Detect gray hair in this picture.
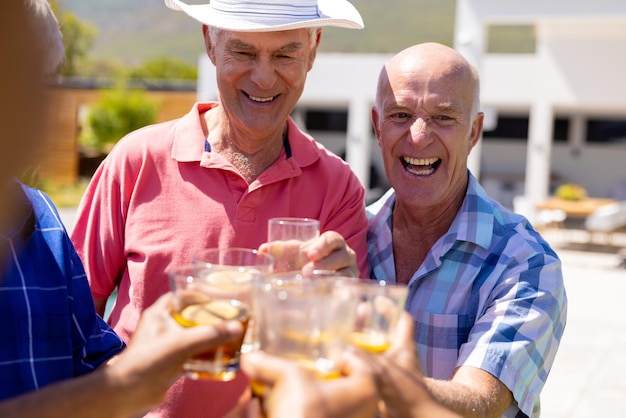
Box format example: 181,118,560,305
26,0,65,75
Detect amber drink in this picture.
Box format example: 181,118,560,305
254,273,357,377
346,280,408,354
191,248,275,353
169,264,251,381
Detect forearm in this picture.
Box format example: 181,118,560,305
94,297,108,317
0,367,153,418
424,374,512,418
382,391,462,418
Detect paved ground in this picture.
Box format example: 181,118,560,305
58,208,626,417
538,229,626,418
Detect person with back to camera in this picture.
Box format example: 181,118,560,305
0,1,244,417
70,0,369,416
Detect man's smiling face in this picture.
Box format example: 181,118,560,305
206,28,318,139
372,44,483,210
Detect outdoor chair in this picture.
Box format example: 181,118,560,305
584,200,626,245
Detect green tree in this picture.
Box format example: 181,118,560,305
79,87,159,154
129,57,198,80
51,0,97,76
78,58,128,79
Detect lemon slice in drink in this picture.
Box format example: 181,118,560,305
173,300,240,327
204,300,241,320
349,331,391,353
205,270,254,289
282,330,333,344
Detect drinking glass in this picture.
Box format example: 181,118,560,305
192,247,275,275
267,217,320,272
253,272,357,376
191,247,274,353
168,264,251,381
249,272,358,414
346,280,408,353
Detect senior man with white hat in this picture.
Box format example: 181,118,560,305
71,0,368,416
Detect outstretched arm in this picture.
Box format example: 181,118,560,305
0,293,243,418
372,312,463,418
424,367,513,418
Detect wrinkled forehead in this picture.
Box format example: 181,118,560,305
380,60,475,110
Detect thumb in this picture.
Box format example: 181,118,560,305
390,311,415,349
181,320,244,359
241,351,301,385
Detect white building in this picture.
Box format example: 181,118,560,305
456,0,626,208
198,0,626,207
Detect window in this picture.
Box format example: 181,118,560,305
304,109,348,132
483,115,570,142
553,117,569,142
483,116,528,140
586,118,626,143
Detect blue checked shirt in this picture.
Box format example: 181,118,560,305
0,182,125,401
367,172,567,418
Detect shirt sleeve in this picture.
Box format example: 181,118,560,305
71,160,127,301
457,248,567,418
318,167,369,278
29,186,126,374
67,242,126,373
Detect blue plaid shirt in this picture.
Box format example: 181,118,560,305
367,172,567,418
0,182,125,400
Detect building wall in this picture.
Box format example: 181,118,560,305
38,86,197,185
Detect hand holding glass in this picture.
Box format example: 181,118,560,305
191,247,274,353
168,264,251,381
267,218,320,272
347,281,408,353
254,273,357,377
249,273,357,415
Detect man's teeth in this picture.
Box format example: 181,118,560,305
249,95,274,103
403,156,438,175
403,157,438,166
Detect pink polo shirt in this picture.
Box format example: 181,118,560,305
71,102,368,417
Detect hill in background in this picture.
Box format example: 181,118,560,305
57,0,457,66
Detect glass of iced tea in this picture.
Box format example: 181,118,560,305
168,263,251,381
249,273,357,414
253,272,357,377
192,247,274,353
346,280,408,353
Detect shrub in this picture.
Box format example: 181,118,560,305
128,57,198,80
79,87,158,154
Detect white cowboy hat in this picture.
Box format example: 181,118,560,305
164,0,364,32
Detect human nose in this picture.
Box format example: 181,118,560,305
249,57,277,89
408,117,432,146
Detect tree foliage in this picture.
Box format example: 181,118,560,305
79,87,158,154
51,0,97,76
128,57,198,80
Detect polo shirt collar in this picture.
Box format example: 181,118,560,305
171,102,215,162
171,102,321,170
